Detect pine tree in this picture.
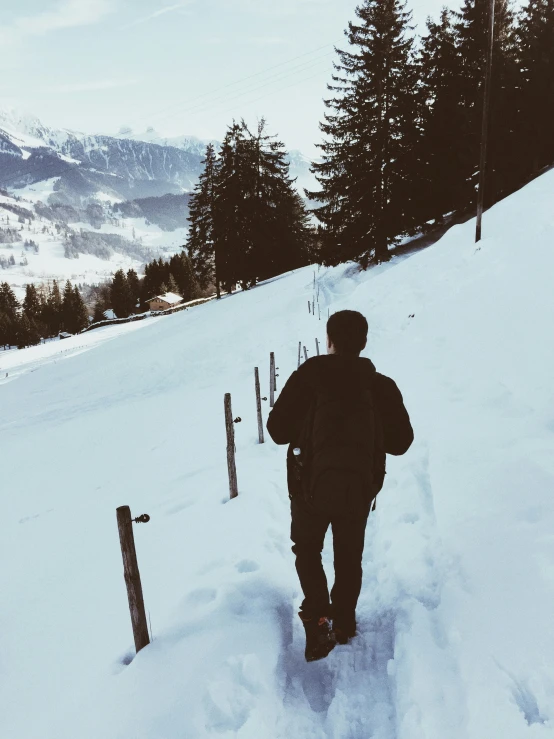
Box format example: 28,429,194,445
141,263,158,305
308,0,419,266
23,283,41,322
72,286,89,333
46,280,63,335
0,313,13,349
517,0,554,177
126,269,141,313
93,301,106,323
111,269,133,318
28,318,41,346
0,282,19,321
167,274,179,294
180,253,199,300
454,0,520,208
187,144,219,295
62,280,76,333
16,314,41,349
417,8,467,224
169,252,199,301
213,123,248,291
242,119,311,281
210,120,312,288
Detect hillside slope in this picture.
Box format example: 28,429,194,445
1,170,554,738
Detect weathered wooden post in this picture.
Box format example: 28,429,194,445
315,338,320,356
116,506,150,655
303,346,308,361
254,367,264,444
308,301,311,314
269,352,275,407
224,393,239,499
297,341,302,368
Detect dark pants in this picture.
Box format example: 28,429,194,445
290,488,371,621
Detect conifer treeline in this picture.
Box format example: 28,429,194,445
309,0,554,266
186,120,314,293
0,280,88,349
91,252,200,321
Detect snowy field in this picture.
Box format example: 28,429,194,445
2,170,554,738
0,188,187,298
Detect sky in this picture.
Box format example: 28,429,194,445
0,0,510,156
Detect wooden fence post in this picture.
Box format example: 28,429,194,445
303,346,308,361
254,367,264,444
269,352,275,407
315,338,320,356
116,505,150,655
308,301,311,314
224,393,238,499
297,341,302,369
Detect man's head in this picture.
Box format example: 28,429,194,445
326,310,368,356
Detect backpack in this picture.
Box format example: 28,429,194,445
293,366,379,515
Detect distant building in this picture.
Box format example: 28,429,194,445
147,292,183,312
59,332,72,340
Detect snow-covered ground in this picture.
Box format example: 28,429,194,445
0,189,187,298
2,169,554,738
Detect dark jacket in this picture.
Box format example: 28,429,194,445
266,355,414,497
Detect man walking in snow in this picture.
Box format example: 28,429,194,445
267,310,413,662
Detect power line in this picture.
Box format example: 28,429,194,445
188,67,332,123
127,43,333,130
155,53,333,123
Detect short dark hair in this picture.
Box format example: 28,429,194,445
326,310,368,355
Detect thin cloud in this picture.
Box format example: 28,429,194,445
46,78,138,94
125,2,194,28
0,0,114,66
249,37,289,47
2,0,114,38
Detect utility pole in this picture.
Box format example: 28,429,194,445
475,0,495,244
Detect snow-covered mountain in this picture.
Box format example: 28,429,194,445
115,124,317,193
2,165,554,738
0,109,206,204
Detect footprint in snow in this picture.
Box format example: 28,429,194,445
235,559,260,574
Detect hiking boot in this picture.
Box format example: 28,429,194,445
332,614,357,645
299,614,336,662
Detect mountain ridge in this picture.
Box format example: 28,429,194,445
0,108,317,206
